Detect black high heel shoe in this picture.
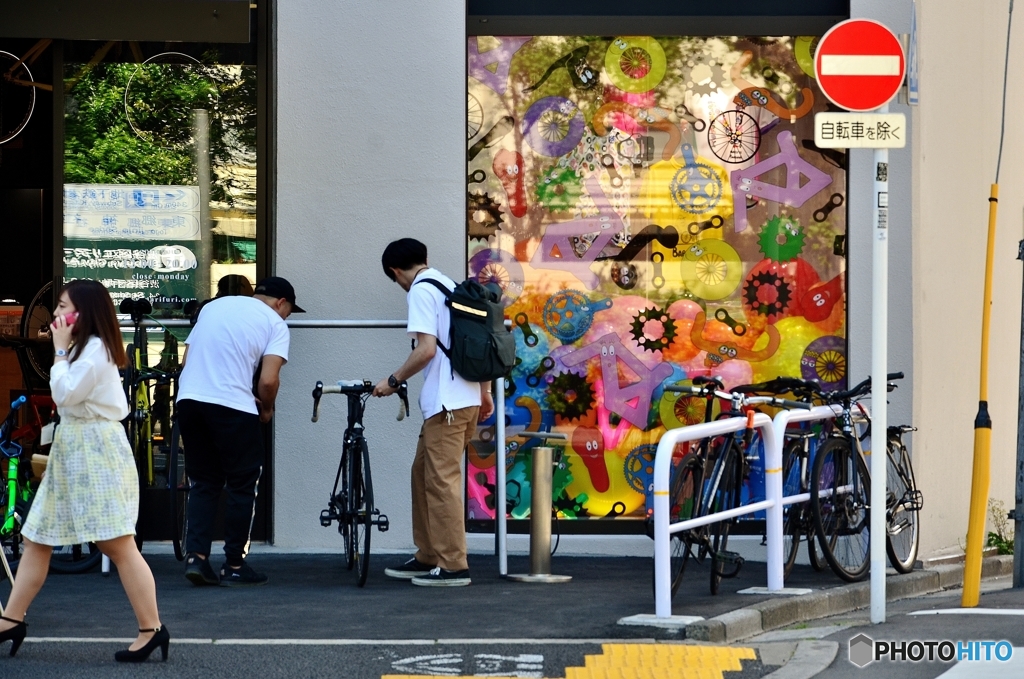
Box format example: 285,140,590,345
0,615,27,657
114,625,170,663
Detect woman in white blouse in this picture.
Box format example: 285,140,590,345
0,280,168,663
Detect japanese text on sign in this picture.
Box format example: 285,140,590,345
64,184,201,240
813,113,907,149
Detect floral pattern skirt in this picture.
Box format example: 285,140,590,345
21,417,138,545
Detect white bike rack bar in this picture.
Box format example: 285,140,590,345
650,413,777,619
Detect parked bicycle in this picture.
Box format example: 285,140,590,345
311,379,408,586
809,372,922,582
119,298,188,559
660,379,810,596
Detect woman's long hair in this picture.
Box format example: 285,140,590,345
62,280,127,368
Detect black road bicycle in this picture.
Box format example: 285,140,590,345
311,379,408,586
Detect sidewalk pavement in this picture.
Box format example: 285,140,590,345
0,548,1012,643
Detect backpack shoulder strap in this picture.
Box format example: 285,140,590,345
412,276,453,359
414,277,453,298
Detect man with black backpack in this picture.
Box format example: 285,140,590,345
373,238,501,587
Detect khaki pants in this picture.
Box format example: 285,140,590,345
412,406,478,571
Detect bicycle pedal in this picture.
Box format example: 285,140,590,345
319,509,336,527
907,490,924,512
713,550,745,578
375,513,390,532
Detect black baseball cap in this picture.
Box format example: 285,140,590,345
254,276,306,313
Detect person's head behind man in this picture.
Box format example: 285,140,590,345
253,276,306,320
381,238,428,291
216,274,254,298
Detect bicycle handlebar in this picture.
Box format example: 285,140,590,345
311,379,410,423
1,395,27,449
825,371,904,402
665,385,812,410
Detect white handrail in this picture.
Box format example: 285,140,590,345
653,413,777,618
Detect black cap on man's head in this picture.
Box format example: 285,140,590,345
254,276,306,313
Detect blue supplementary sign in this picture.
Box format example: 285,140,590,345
908,1,920,105
63,184,201,241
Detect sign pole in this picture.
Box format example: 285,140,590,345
870,105,890,624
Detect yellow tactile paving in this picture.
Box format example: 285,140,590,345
383,642,758,679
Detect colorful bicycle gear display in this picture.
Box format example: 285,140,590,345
466,34,847,524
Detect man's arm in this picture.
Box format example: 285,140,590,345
372,333,436,397
256,354,287,422
479,382,494,421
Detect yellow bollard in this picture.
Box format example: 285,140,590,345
962,183,999,608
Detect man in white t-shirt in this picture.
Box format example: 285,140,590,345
373,239,493,587
177,276,303,587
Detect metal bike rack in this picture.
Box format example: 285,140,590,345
645,413,778,620
507,433,571,584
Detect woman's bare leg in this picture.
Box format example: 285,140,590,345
0,538,52,631
97,535,161,651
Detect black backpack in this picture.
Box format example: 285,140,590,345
415,277,516,382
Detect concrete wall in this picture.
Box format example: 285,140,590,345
910,0,1024,558
273,0,466,552
271,0,1016,560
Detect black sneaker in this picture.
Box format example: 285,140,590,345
219,562,269,587
184,553,219,586
384,557,435,580
411,567,471,587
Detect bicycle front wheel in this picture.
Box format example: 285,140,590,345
49,542,103,574
781,441,803,579
708,440,742,595
811,437,870,582
885,434,920,574
348,438,373,587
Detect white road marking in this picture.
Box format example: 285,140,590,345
820,55,901,76
23,636,635,645
908,608,1024,616
936,649,1024,678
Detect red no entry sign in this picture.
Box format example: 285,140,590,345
815,19,905,112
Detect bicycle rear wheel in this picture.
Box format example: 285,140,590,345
168,420,189,561
885,433,920,574
811,437,870,582
348,438,373,587
655,452,702,598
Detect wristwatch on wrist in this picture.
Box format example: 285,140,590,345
388,374,399,389
55,348,68,357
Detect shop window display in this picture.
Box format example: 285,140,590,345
466,35,847,526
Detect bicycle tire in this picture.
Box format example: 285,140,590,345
3,496,101,574
48,542,103,574
19,280,54,384
353,438,373,587
811,437,870,582
168,420,189,561
708,440,741,595
651,452,702,599
338,443,355,571
885,433,920,574
781,441,803,578
807,524,828,571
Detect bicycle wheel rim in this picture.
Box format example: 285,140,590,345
667,452,700,598
19,281,54,384
812,438,870,582
341,446,355,571
885,436,919,573
781,443,802,578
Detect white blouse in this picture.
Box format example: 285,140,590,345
49,336,130,422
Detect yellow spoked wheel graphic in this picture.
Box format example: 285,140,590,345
679,239,742,300
605,36,666,92
816,349,846,384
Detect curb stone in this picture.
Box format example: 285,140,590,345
684,555,1013,643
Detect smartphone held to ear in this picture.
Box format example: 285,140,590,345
55,311,78,327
